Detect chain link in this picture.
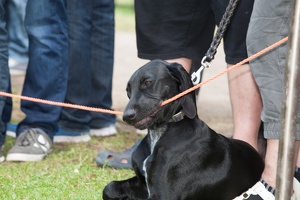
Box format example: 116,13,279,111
203,0,240,63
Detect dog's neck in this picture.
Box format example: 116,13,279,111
148,111,184,152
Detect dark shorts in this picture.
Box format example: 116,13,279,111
135,0,254,65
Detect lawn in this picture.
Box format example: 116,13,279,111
115,0,135,32
0,1,139,199
0,130,142,199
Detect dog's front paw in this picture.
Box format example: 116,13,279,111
103,181,124,200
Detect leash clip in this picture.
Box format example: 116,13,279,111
191,56,211,85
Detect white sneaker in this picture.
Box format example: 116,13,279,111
54,127,91,143
89,125,117,137
292,177,300,200
233,180,275,200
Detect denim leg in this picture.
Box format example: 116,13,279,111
18,0,68,138
60,0,115,131
5,0,28,63
59,0,93,131
0,0,10,145
2,85,12,125
89,0,115,129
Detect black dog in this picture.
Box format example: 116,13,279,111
103,60,264,200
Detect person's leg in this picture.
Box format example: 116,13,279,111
234,142,300,200
0,0,9,163
261,140,279,188
297,151,300,170
57,0,93,143
212,0,263,151
262,142,299,188
234,0,299,198
88,0,116,136
59,0,116,141
296,151,300,181
228,64,262,150
294,149,300,199
18,0,68,137
6,0,68,162
5,0,28,65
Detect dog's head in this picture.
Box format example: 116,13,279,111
123,59,197,130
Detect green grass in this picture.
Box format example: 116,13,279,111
0,131,142,199
115,0,135,32
0,2,137,199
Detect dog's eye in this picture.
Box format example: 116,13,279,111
142,80,152,88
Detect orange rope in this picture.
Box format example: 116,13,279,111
0,37,288,116
161,36,288,106
0,91,124,116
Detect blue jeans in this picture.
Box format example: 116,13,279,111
0,0,10,145
59,0,115,131
18,0,68,139
5,0,28,63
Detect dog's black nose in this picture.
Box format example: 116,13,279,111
123,109,136,123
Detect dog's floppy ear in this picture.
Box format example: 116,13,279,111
166,62,197,119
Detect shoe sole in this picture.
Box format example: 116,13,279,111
89,126,117,137
6,153,46,162
6,130,16,138
54,134,91,143
8,130,92,143
8,125,118,138
293,177,300,199
91,132,117,137
0,156,5,163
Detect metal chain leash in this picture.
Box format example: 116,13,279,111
191,0,240,85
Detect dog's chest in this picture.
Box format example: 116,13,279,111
148,126,166,153
143,126,167,197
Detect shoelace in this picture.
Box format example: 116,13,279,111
22,129,50,155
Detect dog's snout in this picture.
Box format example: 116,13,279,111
123,109,136,123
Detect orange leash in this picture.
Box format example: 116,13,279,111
0,91,124,116
0,37,288,116
161,37,288,106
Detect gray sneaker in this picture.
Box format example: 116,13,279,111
6,128,52,162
